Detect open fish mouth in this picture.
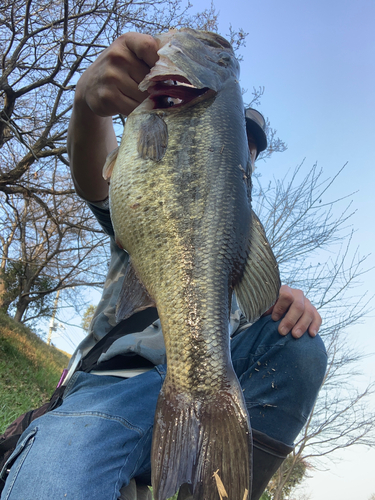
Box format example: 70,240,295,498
147,77,210,109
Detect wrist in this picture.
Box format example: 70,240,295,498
68,79,115,150
73,80,107,124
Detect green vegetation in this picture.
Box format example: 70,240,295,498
0,310,70,434
149,487,178,500
81,304,97,332
260,493,271,500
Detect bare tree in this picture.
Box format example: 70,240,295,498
1,183,108,323
0,0,242,322
253,162,375,499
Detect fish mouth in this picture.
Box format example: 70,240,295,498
147,76,210,110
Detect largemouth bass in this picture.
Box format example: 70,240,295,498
104,28,280,500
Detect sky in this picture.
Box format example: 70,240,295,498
47,0,375,498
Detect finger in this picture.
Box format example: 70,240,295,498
307,310,322,337
115,33,159,110
290,302,322,339
103,40,151,103
289,300,314,338
84,46,150,116
85,79,141,118
121,32,159,75
277,294,305,336
271,285,299,321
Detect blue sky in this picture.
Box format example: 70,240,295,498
49,1,375,497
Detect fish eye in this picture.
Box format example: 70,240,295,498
158,96,183,108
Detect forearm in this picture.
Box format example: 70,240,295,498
67,32,158,202
67,86,117,202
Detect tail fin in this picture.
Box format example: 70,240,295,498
151,375,252,500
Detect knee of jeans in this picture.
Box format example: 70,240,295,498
284,333,327,393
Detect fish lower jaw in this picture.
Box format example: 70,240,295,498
147,80,210,109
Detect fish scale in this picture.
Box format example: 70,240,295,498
106,28,280,500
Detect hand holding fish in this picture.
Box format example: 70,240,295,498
77,32,159,118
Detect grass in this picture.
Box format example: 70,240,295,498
0,310,70,434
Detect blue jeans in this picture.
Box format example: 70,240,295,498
1,316,327,500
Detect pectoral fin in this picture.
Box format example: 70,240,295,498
116,260,156,322
103,147,119,181
137,114,168,161
235,210,281,322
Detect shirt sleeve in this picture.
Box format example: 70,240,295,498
86,199,114,237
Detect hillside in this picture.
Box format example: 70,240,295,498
0,311,70,434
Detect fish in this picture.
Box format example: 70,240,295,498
103,28,280,500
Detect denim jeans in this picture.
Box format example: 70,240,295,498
1,316,327,500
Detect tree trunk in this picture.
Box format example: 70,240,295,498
13,296,29,322
0,277,11,312
47,289,60,345
272,465,286,500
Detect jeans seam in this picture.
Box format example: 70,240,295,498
48,411,145,435
132,425,153,477
115,424,153,497
154,364,167,378
62,371,81,397
2,429,37,499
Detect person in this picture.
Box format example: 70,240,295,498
0,32,327,500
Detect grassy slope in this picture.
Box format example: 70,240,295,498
0,310,70,434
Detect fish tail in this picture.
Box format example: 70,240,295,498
151,376,252,500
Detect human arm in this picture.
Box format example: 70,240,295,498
263,285,322,338
67,32,159,202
